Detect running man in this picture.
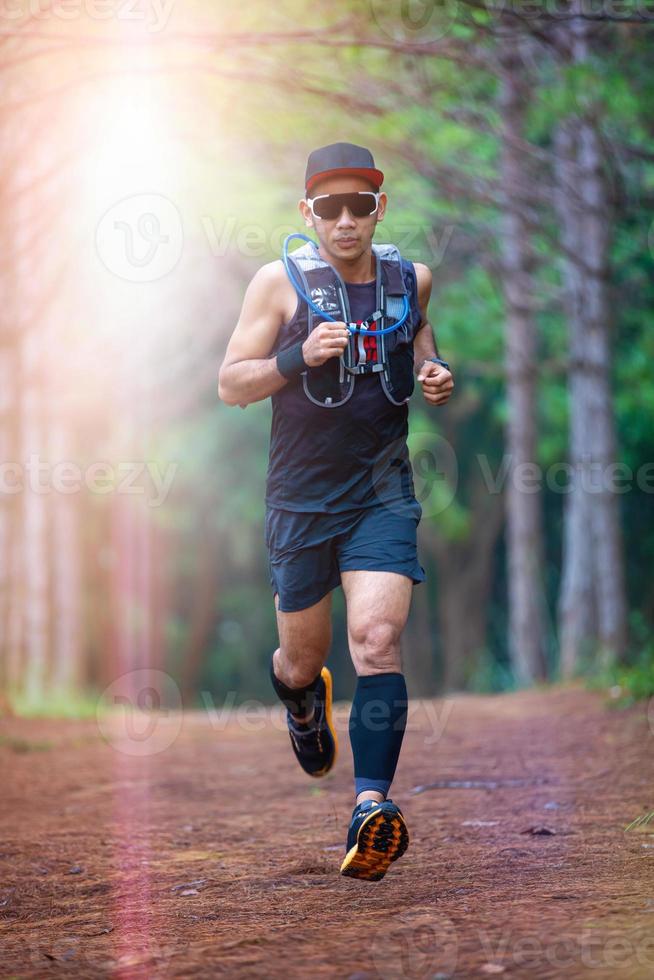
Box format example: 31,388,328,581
218,143,454,881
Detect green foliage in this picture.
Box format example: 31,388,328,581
466,648,516,694
9,692,101,720
589,613,654,706
0,735,54,753
625,811,654,832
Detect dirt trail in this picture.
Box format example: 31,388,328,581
1,686,654,979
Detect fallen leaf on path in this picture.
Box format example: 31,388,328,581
171,879,207,892
170,849,223,862
412,777,549,793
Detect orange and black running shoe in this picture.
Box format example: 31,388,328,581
286,667,338,778
340,799,409,882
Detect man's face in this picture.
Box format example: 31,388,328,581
299,175,387,262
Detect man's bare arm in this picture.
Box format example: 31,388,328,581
218,262,292,407
412,263,439,373
412,262,454,406
218,261,350,408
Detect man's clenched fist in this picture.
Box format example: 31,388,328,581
302,321,350,367
417,360,454,407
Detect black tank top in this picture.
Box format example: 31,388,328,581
265,278,416,513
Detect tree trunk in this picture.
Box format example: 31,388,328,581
432,483,506,692
554,15,629,671
404,559,436,695
0,344,16,691
499,46,547,684
181,517,221,705
22,335,50,706
576,104,628,664
553,119,597,676
50,418,82,697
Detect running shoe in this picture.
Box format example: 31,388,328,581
287,666,338,778
340,798,409,881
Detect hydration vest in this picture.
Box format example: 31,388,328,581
286,241,420,409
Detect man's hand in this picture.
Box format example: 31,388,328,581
302,321,350,367
416,359,454,407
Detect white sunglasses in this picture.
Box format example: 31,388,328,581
306,191,380,221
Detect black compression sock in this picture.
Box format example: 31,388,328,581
269,657,321,719
349,672,408,798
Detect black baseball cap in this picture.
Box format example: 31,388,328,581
305,142,384,195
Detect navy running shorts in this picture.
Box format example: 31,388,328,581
264,498,426,613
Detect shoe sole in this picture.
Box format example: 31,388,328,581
310,666,338,777
340,804,409,881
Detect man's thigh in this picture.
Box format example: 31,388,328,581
341,570,413,641
273,589,333,661
340,570,413,675
337,502,423,671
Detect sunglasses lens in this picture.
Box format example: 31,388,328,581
349,193,378,217
313,193,377,219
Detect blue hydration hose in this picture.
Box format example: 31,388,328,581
282,233,410,335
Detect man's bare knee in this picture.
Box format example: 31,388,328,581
275,645,325,688
349,621,402,675
272,592,332,688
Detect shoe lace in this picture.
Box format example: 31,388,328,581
289,701,325,754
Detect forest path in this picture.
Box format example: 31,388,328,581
1,686,653,979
